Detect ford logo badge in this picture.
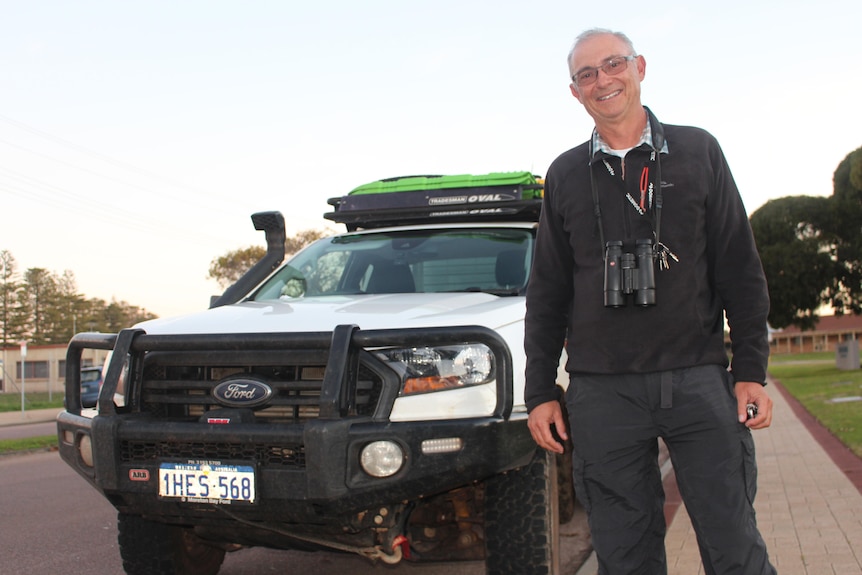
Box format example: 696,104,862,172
212,377,273,408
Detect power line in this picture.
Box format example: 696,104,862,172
0,112,242,212
0,119,264,248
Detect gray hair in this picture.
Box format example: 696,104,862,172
567,28,637,76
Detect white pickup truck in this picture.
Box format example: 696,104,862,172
57,172,573,575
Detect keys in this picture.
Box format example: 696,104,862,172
655,242,678,270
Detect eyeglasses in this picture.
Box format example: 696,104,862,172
571,55,636,87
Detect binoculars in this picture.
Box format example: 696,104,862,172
603,239,656,307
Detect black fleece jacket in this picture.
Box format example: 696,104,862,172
524,109,770,412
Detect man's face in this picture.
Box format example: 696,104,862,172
569,34,645,126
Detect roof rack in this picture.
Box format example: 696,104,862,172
324,172,543,230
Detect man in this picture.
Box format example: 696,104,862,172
525,29,776,574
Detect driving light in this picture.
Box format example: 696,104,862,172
78,434,94,467
420,437,464,454
360,441,404,478
376,343,495,395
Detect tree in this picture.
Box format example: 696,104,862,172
0,250,158,344
56,270,89,343
285,229,330,255
208,228,331,289
207,246,267,290
750,145,862,329
16,268,60,344
0,250,19,347
102,298,157,333
827,147,862,315
750,196,836,329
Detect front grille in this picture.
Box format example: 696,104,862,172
119,439,306,467
139,361,383,424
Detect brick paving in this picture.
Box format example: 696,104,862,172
664,379,862,575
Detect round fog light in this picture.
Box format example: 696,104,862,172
360,441,404,478
78,434,94,468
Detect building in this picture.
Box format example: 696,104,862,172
0,342,110,395
770,314,862,355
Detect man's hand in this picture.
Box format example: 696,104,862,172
735,380,773,430
527,400,568,454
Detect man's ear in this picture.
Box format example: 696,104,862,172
569,83,583,104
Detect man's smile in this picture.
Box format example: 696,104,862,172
597,90,621,101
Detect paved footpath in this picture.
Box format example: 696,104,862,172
0,407,64,428
664,379,862,575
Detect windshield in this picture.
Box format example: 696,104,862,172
81,369,101,383
252,227,534,300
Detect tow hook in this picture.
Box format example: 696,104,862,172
392,535,411,559
363,542,403,565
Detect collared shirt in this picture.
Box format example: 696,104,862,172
590,113,669,159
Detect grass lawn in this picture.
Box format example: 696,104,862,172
769,352,862,458
0,435,58,455
0,393,63,455
0,391,65,413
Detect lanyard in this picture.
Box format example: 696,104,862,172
590,144,663,251
638,162,651,212
589,144,678,270
587,108,678,270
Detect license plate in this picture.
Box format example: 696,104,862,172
159,461,256,504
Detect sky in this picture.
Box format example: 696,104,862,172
1,0,860,319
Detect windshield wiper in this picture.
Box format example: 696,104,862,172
445,287,522,297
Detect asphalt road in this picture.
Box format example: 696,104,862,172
0,420,57,440
1,450,124,574
0,449,591,575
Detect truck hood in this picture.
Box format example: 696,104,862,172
136,293,526,335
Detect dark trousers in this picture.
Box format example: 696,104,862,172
565,364,776,575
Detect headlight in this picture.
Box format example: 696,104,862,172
375,343,495,395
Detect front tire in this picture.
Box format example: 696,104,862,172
118,513,226,575
484,448,560,575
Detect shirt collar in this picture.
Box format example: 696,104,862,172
590,109,669,160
